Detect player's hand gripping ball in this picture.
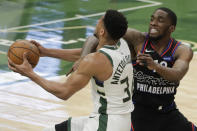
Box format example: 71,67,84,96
7,40,40,68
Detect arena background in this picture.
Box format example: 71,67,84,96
0,0,196,130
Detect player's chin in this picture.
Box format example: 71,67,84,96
148,32,158,37
149,34,161,41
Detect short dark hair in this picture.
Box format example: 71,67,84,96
156,7,177,26
103,9,128,40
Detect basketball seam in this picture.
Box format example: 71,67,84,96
8,49,37,65
9,49,23,61
10,47,40,56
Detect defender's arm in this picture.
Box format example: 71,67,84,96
137,44,193,82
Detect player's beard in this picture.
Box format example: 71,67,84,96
149,35,163,41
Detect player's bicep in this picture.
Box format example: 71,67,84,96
62,55,95,99
173,59,189,75
173,46,193,79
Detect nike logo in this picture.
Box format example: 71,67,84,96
145,49,154,53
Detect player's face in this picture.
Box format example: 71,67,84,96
148,9,173,41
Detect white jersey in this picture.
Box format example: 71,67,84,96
43,39,134,131
91,38,134,115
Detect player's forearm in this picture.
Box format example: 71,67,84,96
81,36,98,57
43,48,81,62
154,64,187,82
28,71,70,100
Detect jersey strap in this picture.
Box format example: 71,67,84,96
171,41,181,56
99,50,113,67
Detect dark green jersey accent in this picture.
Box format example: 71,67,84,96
99,50,113,67
97,114,108,131
97,97,108,131
98,97,107,114
67,117,72,131
102,41,121,50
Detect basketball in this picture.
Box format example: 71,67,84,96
7,40,40,68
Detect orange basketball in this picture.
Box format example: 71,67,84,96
7,40,40,68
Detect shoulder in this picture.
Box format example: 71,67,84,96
78,52,112,76
81,52,110,65
174,43,193,61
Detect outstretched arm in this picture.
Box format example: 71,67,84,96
137,44,193,82
30,40,81,62
7,52,104,100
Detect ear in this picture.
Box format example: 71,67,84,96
99,28,105,36
169,25,175,33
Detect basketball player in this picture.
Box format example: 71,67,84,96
77,7,197,131
8,10,134,131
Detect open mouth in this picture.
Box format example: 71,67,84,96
150,28,158,34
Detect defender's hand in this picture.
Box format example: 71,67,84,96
136,53,158,70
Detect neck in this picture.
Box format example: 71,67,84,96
151,35,171,50
96,38,118,50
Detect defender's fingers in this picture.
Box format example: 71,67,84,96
137,61,148,67
137,56,148,61
137,53,151,57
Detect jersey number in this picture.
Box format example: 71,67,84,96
121,77,131,103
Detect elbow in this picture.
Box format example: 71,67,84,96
61,95,70,100
50,88,72,100
58,90,73,100
55,92,71,100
